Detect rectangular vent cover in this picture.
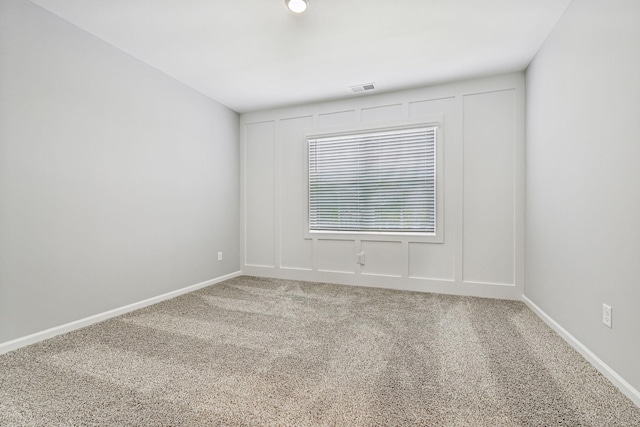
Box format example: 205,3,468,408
350,82,376,93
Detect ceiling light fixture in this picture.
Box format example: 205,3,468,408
286,0,309,14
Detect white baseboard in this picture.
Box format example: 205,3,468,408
241,265,522,301
0,271,242,356
523,296,640,408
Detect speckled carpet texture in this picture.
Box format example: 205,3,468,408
1,276,639,426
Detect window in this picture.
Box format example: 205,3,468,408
308,124,438,236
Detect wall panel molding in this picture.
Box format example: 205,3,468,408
241,73,524,300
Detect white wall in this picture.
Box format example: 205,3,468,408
0,0,240,345
525,0,640,397
241,74,524,300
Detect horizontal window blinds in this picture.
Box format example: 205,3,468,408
308,126,436,233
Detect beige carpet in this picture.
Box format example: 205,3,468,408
1,276,638,426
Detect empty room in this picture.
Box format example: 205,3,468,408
1,0,639,425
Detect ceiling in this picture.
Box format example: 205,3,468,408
29,0,571,113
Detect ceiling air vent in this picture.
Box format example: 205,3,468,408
350,82,376,93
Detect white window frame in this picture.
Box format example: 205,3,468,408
305,117,444,243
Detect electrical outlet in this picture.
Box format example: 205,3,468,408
356,252,365,265
602,304,612,328
217,251,223,261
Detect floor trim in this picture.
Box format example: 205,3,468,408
0,271,241,355
523,295,640,408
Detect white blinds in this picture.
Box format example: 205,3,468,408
308,126,436,234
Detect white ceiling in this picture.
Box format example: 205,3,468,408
29,0,571,113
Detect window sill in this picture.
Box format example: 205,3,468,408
305,230,444,243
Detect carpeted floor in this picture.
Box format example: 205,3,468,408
1,276,639,426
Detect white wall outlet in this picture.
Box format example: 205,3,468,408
356,252,365,265
602,303,612,328
217,251,223,261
